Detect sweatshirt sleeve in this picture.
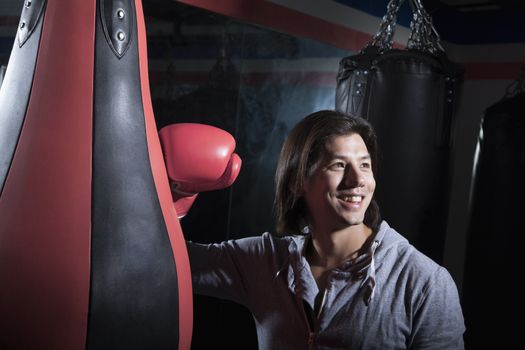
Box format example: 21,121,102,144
186,235,273,308
410,267,466,350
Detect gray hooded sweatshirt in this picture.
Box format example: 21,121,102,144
188,220,465,349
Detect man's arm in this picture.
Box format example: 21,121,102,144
410,267,466,350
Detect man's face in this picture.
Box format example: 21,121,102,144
302,133,376,232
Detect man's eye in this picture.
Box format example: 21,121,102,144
361,162,371,169
330,162,345,169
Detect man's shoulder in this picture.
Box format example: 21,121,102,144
232,231,299,254
376,221,445,278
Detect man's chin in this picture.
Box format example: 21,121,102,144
343,215,365,227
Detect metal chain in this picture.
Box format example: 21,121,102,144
367,0,404,51
407,0,444,53
366,0,444,54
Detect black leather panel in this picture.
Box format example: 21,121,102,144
87,0,179,348
0,6,44,195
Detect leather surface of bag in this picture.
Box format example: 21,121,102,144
335,0,464,262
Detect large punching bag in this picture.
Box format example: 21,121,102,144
0,0,192,349
462,86,524,349
335,0,463,263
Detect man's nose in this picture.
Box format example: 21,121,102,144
343,165,364,187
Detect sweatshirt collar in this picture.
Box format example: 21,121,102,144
277,221,391,306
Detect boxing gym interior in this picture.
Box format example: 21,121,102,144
0,0,522,349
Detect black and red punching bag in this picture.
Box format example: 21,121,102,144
0,0,192,349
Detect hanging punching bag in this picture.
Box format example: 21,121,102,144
462,86,525,349
0,0,192,349
335,0,463,263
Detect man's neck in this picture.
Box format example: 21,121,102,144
306,224,373,294
307,224,373,270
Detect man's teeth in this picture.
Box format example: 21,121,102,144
342,196,362,202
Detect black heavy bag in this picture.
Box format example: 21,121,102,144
462,76,525,349
335,0,463,262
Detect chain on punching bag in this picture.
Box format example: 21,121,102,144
0,1,192,349
335,0,463,263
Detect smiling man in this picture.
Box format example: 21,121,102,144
301,131,377,305
186,110,465,349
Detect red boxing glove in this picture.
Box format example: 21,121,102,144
159,123,242,218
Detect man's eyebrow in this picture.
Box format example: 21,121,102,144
330,153,371,160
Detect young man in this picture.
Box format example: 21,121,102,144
187,110,465,349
